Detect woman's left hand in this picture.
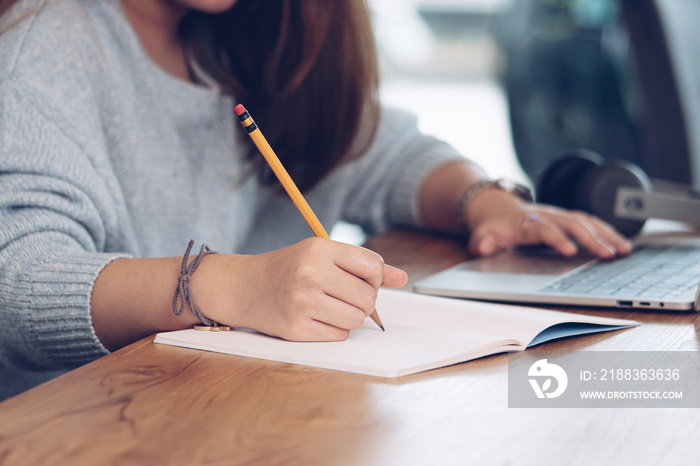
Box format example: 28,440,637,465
467,203,633,258
419,161,633,259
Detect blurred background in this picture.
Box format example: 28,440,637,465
334,0,522,245
332,0,700,243
373,0,526,183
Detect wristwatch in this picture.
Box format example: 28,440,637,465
455,178,533,232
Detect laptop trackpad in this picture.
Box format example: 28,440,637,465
458,249,592,276
437,250,594,293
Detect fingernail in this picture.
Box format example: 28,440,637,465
602,243,617,257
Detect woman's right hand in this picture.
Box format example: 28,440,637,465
192,237,408,342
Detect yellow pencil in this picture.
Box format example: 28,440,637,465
235,104,385,331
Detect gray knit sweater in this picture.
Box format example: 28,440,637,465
0,0,463,399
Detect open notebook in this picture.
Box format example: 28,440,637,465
154,289,637,378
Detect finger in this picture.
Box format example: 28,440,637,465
309,293,369,330
322,267,378,316
537,215,617,258
556,215,625,258
283,318,351,342
467,226,499,256
381,264,408,288
575,214,632,255
333,243,386,289
469,222,531,256
519,218,580,256
469,234,499,256
531,209,632,256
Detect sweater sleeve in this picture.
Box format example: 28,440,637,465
0,82,130,370
341,106,467,234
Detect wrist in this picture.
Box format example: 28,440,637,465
186,253,252,330
172,240,222,329
456,178,533,232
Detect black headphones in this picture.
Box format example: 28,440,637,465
536,149,700,237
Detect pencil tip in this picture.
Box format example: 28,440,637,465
380,325,385,331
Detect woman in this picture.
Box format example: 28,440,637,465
0,0,630,399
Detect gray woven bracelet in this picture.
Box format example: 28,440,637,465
172,239,225,330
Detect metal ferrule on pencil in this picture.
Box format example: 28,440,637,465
236,108,258,133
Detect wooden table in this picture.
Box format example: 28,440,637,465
1,230,699,465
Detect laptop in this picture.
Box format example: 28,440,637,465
413,232,700,312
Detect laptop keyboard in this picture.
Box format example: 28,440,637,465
539,245,700,300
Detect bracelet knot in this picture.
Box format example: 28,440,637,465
172,239,217,326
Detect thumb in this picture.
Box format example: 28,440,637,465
381,264,408,288
469,234,499,257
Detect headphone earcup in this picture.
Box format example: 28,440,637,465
575,160,652,237
536,149,605,209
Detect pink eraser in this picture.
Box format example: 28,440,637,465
234,104,246,116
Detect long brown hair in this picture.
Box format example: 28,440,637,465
181,0,380,193
0,0,17,22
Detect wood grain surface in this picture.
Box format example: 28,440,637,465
1,230,699,466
